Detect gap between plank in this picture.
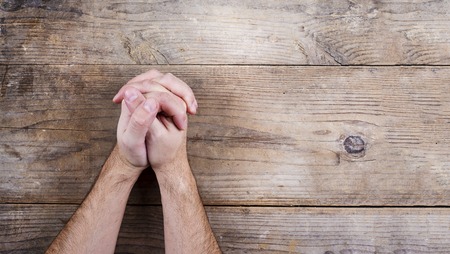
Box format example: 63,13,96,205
1,202,449,209
2,63,450,67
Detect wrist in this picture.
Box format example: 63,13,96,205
152,147,189,178
154,158,195,193
103,145,144,184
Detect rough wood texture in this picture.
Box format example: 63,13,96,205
211,207,450,253
1,204,450,253
2,0,450,65
2,1,450,253
0,204,165,254
1,65,449,206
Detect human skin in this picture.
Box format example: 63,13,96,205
123,88,221,254
46,70,221,254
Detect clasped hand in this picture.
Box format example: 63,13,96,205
111,70,198,176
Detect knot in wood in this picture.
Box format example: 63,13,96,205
343,136,365,154
0,0,23,11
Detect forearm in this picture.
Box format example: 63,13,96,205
156,159,221,254
46,146,140,254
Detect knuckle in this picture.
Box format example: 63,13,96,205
175,97,187,111
126,84,138,91
121,84,132,92
149,69,162,76
141,80,150,86
152,127,165,139
164,72,175,80
142,79,155,87
131,115,147,128
158,92,170,102
161,93,183,112
178,113,187,123
185,93,195,103
123,85,140,97
146,97,158,107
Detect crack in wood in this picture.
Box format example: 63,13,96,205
0,65,8,97
0,17,6,37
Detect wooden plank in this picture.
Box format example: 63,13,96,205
1,1,450,65
210,207,450,253
0,204,165,253
0,127,161,204
1,204,450,253
0,65,449,205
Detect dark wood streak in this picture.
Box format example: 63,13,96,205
0,65,7,97
1,0,83,15
0,0,23,12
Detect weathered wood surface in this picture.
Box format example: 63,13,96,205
1,65,449,206
1,204,450,253
2,0,450,65
0,204,164,254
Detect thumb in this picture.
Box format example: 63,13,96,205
123,98,158,148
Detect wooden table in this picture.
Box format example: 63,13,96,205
1,1,449,253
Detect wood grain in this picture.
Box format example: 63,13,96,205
0,65,449,206
0,204,165,254
1,0,450,65
1,204,449,253
0,65,6,97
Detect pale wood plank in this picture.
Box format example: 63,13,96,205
2,1,450,65
210,207,450,254
1,205,449,253
0,65,449,205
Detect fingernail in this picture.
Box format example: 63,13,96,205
143,100,154,112
125,90,138,103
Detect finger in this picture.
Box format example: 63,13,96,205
145,115,167,146
113,72,198,115
145,91,188,130
119,80,187,111
123,87,146,114
159,115,179,131
117,100,131,135
113,80,186,111
113,69,163,103
152,73,198,114
126,69,163,85
123,98,158,148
